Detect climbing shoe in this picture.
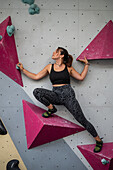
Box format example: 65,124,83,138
42,105,57,118
94,139,103,153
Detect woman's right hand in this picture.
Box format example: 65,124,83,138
17,63,24,71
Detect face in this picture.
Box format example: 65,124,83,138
52,48,64,60
52,49,60,60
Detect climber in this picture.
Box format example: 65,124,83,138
17,47,103,153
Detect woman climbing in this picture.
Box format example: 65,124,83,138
17,47,103,153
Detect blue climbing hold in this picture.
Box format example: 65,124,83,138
7,25,15,37
21,0,35,5
16,64,20,70
29,4,40,15
101,158,109,165
0,35,2,40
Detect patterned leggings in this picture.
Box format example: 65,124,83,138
33,84,98,137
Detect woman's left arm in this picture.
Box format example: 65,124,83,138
69,57,89,81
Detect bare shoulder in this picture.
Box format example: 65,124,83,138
46,64,52,74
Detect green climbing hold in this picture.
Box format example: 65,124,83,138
29,4,40,15
21,0,35,5
0,35,2,40
7,25,15,37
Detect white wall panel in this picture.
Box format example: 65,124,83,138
79,0,113,10
0,0,113,169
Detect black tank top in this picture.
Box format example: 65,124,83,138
49,64,70,85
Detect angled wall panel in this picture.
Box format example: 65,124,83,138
0,16,23,87
77,20,113,60
23,100,85,149
77,142,113,170
0,119,26,170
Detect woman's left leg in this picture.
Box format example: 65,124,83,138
64,97,98,138
63,86,103,152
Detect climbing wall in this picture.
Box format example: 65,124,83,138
0,0,113,170
0,119,27,169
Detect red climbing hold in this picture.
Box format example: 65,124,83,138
77,142,113,170
22,100,85,149
77,20,113,61
0,16,23,86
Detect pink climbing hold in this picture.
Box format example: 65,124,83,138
0,16,23,86
76,20,113,61
77,142,113,170
22,100,85,149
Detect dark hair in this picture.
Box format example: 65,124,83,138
57,47,73,67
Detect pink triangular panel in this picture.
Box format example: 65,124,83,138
77,142,113,170
77,20,113,60
0,16,23,86
22,100,85,149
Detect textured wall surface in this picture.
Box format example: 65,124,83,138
0,72,87,170
0,0,113,169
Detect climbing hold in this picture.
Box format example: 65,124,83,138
76,20,113,60
101,158,109,165
0,119,7,135
0,35,2,40
7,25,15,36
6,159,20,170
22,100,85,149
28,4,40,15
0,16,23,86
16,64,20,70
77,142,113,170
21,0,35,5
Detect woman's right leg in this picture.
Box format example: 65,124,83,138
33,88,60,117
33,88,60,106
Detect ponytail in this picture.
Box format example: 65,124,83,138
65,54,73,67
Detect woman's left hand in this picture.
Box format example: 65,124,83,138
78,56,88,64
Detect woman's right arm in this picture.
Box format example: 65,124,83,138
17,63,50,80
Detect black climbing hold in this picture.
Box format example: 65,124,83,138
6,159,20,170
0,119,7,135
